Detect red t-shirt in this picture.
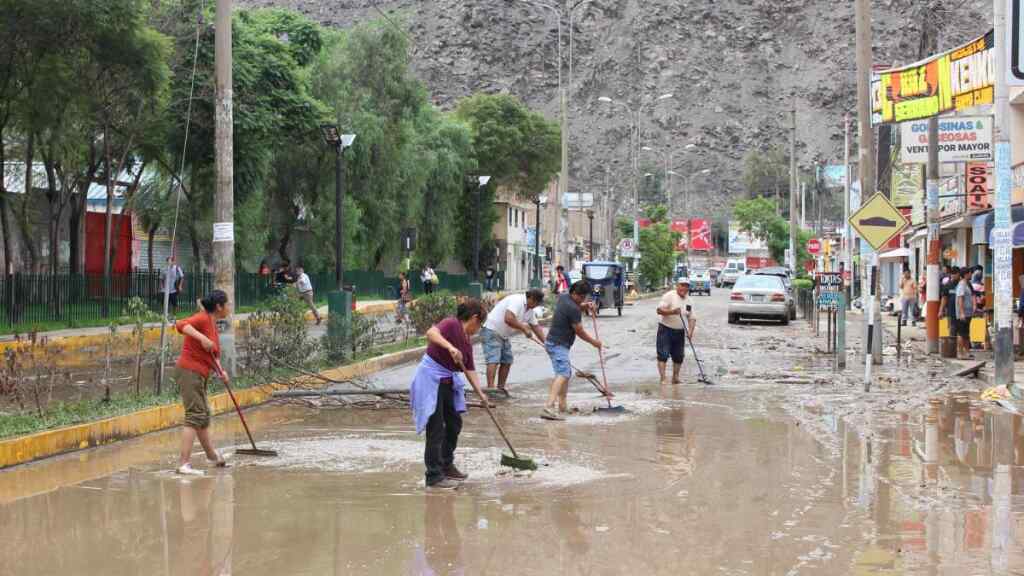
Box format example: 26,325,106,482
426,317,475,372
175,311,220,378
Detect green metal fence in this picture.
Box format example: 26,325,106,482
0,269,473,331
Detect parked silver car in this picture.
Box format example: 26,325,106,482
728,274,792,325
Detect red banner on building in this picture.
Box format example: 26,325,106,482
689,219,712,251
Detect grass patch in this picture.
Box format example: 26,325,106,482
0,335,428,441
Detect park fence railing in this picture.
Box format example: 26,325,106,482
0,269,473,330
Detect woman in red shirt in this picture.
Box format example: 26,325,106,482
174,290,231,475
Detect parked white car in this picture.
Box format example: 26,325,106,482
728,274,792,325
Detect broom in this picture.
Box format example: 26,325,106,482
456,359,536,471
214,359,278,457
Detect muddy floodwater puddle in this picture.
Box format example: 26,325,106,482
3,354,1024,574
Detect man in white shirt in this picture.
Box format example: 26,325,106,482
294,265,321,325
655,278,697,385
162,257,184,315
481,288,546,395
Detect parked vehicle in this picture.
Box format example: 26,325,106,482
728,274,793,325
584,261,625,316
752,267,796,319
719,259,747,287
688,268,713,296
708,267,722,286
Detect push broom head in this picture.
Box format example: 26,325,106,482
501,453,538,471
235,448,278,457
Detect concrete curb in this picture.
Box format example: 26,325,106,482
0,340,425,469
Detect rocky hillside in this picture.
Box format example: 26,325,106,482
240,0,991,220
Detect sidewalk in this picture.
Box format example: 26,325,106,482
849,307,1024,376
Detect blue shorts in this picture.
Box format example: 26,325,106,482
482,327,514,365
545,341,572,379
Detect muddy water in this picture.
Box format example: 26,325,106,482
2,297,1024,575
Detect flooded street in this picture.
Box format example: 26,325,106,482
2,295,1023,575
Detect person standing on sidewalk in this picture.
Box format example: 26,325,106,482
656,278,696,385
409,299,490,489
554,265,570,294
899,269,918,327
397,271,412,324
162,257,184,317
422,265,437,294
174,290,230,476
481,288,546,396
955,269,975,359
541,281,602,421
294,265,321,325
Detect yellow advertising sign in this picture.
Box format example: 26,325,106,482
871,30,993,125
849,193,910,251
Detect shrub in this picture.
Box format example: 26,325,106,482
409,290,458,334
792,278,813,290
242,288,313,375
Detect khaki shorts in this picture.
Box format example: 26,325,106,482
178,367,210,429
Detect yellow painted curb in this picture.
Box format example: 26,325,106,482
0,343,425,470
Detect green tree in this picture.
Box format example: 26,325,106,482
637,205,678,289
454,93,560,270
733,197,813,271
742,146,789,208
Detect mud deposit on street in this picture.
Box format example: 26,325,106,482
2,295,1022,575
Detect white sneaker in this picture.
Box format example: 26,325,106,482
176,463,205,476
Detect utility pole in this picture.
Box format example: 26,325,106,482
993,0,1016,389
213,0,236,375
923,20,941,357
844,112,852,304
855,0,880,377
789,100,798,272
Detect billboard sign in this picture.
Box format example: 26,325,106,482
966,162,992,211
899,116,992,164
689,219,712,251
872,30,994,125
891,162,923,208
821,165,847,188
728,222,766,254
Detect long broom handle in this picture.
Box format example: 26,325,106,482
679,311,709,381
214,359,260,452
590,311,613,408
526,336,611,398
456,359,519,460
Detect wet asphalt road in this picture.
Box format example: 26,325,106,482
1,291,1023,575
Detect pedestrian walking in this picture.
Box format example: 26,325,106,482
541,281,602,421
422,265,438,294
397,272,412,323
899,269,917,327
409,299,489,489
294,265,321,325
174,290,230,476
485,267,495,291
162,257,184,316
481,288,546,396
955,269,975,359
656,278,697,385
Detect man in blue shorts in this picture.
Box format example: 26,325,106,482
541,280,602,421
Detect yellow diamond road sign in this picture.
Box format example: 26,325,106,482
849,193,909,251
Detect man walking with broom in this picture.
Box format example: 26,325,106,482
541,281,603,421
174,290,231,476
410,299,491,489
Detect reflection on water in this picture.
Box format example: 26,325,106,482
2,389,1024,575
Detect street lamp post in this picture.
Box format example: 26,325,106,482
598,93,674,272
533,195,547,288
320,125,356,292
473,176,491,281
587,209,595,261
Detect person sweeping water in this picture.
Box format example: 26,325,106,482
174,290,230,476
410,299,491,489
541,280,603,421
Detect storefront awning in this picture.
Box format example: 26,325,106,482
974,206,1024,245
879,247,910,260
